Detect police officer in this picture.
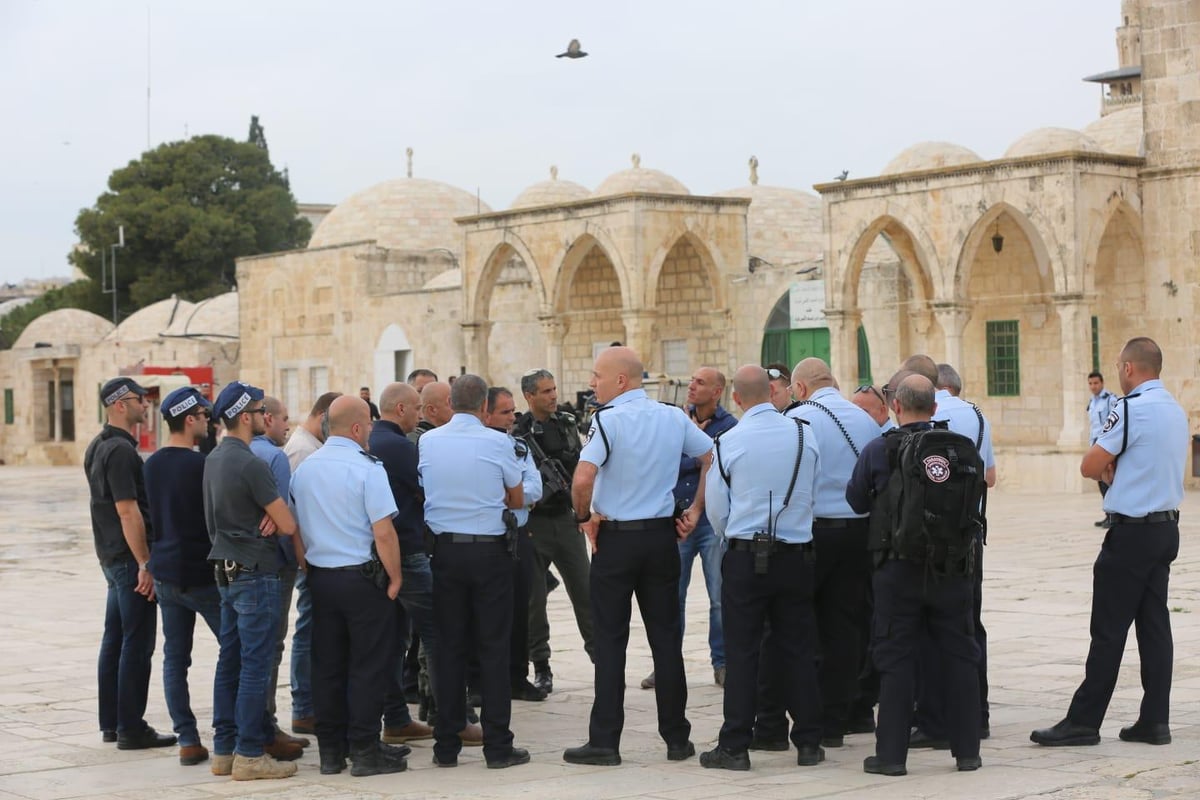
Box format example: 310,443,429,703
85,377,175,750
143,386,220,766
699,366,824,771
418,374,530,769
780,357,880,746
484,387,545,701
1086,370,1119,522
562,346,713,767
204,381,300,781
1032,337,1187,748
846,374,982,776
513,368,595,693
290,395,409,777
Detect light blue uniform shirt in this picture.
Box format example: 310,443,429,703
580,388,713,520
419,413,522,535
508,432,543,527
1096,379,1188,516
706,403,820,544
933,390,995,470
290,436,397,568
1087,389,1118,444
250,435,291,497
786,386,880,518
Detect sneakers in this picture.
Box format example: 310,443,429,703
231,753,297,781
210,754,233,776
179,744,209,766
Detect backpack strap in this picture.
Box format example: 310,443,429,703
799,400,860,457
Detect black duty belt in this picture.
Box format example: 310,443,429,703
813,517,867,529
599,516,675,532
1106,510,1179,525
307,562,370,571
727,538,813,553
437,533,507,544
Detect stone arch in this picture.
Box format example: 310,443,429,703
645,229,726,309
551,230,631,314
469,234,546,323
555,234,627,390
1083,194,1143,292
1089,197,1145,353
839,212,936,311
476,240,547,389
649,232,727,376
953,202,1057,299
372,323,412,393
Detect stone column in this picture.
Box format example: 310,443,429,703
51,363,61,443
620,309,658,369
538,316,566,380
1054,293,1089,448
460,320,494,381
931,302,972,369
823,308,862,389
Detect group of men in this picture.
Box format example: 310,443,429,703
84,335,1186,779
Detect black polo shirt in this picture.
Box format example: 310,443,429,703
145,447,212,588
202,436,283,572
83,425,151,565
368,419,425,553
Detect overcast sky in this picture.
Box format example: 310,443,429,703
1,0,1120,285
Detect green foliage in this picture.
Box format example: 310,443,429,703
67,130,310,315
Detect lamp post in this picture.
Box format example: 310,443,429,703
101,225,125,325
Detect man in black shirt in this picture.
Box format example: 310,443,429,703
84,376,175,750
360,386,381,422
144,386,220,766
204,381,301,781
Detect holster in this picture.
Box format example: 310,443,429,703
502,509,519,561
360,543,389,590
213,563,229,588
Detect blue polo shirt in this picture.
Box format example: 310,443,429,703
786,386,881,518
706,403,820,544
580,388,713,520
418,413,523,535
250,434,295,566
290,436,397,567
933,390,995,470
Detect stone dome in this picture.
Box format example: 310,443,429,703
881,142,982,175
13,308,114,349
511,168,591,209
162,291,239,338
1004,127,1102,158
715,184,824,267
1082,108,1144,157
309,177,493,253
594,155,689,197
105,296,195,342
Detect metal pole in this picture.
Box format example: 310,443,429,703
111,244,118,325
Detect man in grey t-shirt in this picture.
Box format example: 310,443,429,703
203,381,301,781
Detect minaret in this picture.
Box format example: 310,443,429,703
1082,0,1143,116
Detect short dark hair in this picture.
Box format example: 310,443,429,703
450,374,488,412
520,369,553,397
1087,371,1104,381
407,368,438,384
165,415,190,433
360,386,370,392
309,391,341,418
486,386,513,412
1122,337,1163,375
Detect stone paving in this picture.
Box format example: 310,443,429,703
0,466,1196,800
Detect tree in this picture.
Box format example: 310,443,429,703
68,127,310,314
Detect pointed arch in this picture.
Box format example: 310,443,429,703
645,228,727,309
552,232,629,314
953,202,1057,298
1082,194,1143,294
838,212,936,311
471,234,546,323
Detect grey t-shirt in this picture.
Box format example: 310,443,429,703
203,436,283,572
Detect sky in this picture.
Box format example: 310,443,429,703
0,0,1120,285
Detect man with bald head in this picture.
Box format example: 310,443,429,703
642,366,735,691
291,396,407,776
564,347,714,767
846,374,982,776
409,382,452,445
700,367,824,771
370,383,437,745
774,357,880,748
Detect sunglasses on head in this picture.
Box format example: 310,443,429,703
855,384,885,403
766,368,786,381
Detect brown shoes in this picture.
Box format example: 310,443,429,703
460,724,484,746
273,729,311,748
383,721,434,744
263,736,305,761
179,743,209,766
291,716,315,734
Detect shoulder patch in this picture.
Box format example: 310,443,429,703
1101,408,1120,434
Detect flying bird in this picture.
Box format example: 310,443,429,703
835,170,849,181
556,39,588,59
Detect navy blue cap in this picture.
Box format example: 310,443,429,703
161,386,213,421
100,377,148,407
213,381,265,421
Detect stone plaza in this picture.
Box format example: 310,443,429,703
0,465,1196,800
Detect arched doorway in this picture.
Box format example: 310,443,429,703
480,244,545,388
557,236,625,393
653,235,722,378
373,323,412,394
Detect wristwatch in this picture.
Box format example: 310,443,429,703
574,511,593,524
138,561,150,571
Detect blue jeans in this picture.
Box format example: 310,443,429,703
678,521,725,668
155,579,221,746
213,572,280,757
384,553,437,727
290,570,313,719
98,557,157,734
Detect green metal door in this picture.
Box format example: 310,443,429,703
761,328,831,367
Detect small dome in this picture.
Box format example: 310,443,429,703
510,172,591,209
714,184,823,267
106,296,195,342
881,142,982,175
309,178,492,253
1082,108,1144,157
13,308,114,349
594,155,689,197
162,292,238,338
1004,127,1102,158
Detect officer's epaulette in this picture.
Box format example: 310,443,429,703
358,449,381,463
